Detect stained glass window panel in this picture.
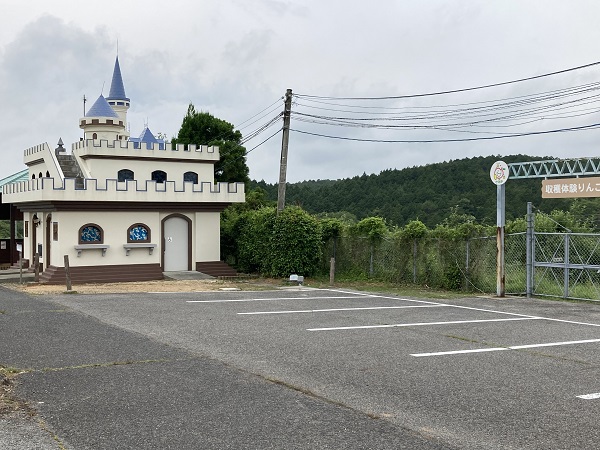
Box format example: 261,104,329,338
80,226,101,242
129,225,149,241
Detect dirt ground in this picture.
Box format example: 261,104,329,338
4,278,285,295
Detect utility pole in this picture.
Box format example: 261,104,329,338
277,89,293,213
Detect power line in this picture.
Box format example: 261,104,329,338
246,128,282,154
290,122,600,143
295,81,600,112
295,60,600,100
240,114,283,144
236,97,284,128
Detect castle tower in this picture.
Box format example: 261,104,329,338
106,56,131,138
79,94,127,141
79,56,130,141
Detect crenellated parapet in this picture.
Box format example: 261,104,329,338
71,139,220,162
2,176,244,205
79,117,125,128
24,142,51,165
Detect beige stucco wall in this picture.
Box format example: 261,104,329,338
21,209,224,269
81,158,215,186
2,178,245,205
51,211,160,267
194,212,221,261
23,143,64,180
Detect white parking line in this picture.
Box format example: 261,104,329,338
322,289,600,328
577,392,600,400
187,295,373,303
238,304,446,315
411,338,600,357
307,316,541,331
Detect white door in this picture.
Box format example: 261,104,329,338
163,216,189,271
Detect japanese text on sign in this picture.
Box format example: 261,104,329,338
541,176,600,198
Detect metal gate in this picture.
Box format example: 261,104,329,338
533,232,600,301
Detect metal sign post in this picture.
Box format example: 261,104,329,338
491,161,509,297
16,242,23,284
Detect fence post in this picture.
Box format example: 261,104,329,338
412,239,417,284
329,257,335,285
526,202,533,298
369,243,374,277
19,250,22,284
64,254,72,292
34,253,40,283
465,239,470,292
564,233,570,299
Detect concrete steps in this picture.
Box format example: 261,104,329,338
56,154,84,188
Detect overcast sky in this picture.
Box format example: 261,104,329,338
2,1,600,183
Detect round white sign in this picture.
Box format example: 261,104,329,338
490,160,509,185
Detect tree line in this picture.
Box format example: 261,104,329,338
171,104,600,282
250,155,600,228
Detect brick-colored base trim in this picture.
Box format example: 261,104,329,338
196,261,237,277
40,263,164,284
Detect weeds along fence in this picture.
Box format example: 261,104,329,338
325,232,600,301
324,233,528,295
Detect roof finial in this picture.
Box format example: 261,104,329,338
116,38,119,56
101,81,105,96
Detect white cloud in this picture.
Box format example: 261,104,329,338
2,1,600,183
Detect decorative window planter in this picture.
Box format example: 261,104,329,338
123,243,157,255
74,244,110,257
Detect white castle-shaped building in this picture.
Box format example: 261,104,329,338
1,57,245,283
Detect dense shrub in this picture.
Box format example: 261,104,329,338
270,207,323,277
232,206,322,277
236,207,277,273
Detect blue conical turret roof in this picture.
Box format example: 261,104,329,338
106,56,129,101
86,94,118,118
138,126,158,143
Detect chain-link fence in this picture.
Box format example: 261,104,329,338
323,234,507,293
324,231,600,299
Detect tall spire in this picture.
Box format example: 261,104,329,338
105,55,130,139
107,56,129,101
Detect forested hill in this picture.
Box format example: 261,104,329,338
250,155,573,227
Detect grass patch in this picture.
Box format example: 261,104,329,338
0,365,33,417
307,276,470,299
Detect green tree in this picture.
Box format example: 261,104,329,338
353,216,388,276
506,209,593,234
173,103,250,186
236,207,277,273
232,206,322,277
270,207,323,277
220,188,275,264
320,217,345,259
401,219,428,240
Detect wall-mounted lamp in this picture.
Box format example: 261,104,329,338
32,215,41,227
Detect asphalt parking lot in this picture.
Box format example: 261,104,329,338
2,286,600,449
